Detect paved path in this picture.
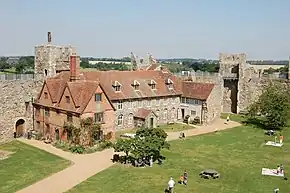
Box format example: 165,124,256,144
16,119,240,193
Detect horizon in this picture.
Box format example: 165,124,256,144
1,0,290,60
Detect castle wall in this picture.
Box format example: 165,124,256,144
0,76,44,143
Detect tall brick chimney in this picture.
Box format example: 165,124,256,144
48,32,52,43
70,54,80,82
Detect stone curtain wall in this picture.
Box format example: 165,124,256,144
0,77,44,143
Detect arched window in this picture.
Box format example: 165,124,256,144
163,108,168,120
156,110,160,121
118,114,123,126
171,107,176,119
128,113,133,125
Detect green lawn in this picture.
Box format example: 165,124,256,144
116,123,195,138
0,141,71,193
67,125,290,193
221,113,245,123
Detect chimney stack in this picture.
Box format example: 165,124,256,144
48,32,52,43
70,54,80,82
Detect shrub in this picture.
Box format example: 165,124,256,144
97,140,113,151
69,145,85,154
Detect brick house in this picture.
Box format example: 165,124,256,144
33,55,116,141
33,55,219,142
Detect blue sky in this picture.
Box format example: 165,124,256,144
0,0,289,59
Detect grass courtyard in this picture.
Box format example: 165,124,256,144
0,141,71,193
68,124,290,193
116,123,195,138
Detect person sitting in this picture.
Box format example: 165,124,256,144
280,164,284,174
179,175,184,184
277,165,281,174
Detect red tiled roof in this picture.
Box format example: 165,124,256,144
46,79,67,103
182,81,215,100
67,81,99,113
44,70,215,114
54,70,183,101
134,108,154,119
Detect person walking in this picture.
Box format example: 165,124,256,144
168,177,175,193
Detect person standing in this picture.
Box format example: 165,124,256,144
183,170,188,186
280,135,284,144
226,114,230,124
168,177,175,193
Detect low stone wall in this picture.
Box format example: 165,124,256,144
0,78,44,144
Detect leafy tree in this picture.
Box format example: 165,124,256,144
0,57,9,70
113,127,169,162
114,138,133,157
246,82,290,129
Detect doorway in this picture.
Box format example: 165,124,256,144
55,129,60,140
149,117,154,128
15,119,25,138
181,109,185,120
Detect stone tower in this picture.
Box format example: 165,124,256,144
34,32,77,77
219,53,246,113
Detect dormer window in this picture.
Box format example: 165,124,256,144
148,80,156,90
166,78,174,89
65,96,70,103
44,92,48,99
132,80,140,91
112,81,121,92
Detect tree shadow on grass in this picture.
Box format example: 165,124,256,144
242,118,266,130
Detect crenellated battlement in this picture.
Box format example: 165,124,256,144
219,53,247,64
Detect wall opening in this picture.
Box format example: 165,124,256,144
44,69,48,76
15,119,25,138
223,79,238,113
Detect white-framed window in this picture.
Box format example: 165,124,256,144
137,100,142,107
163,109,168,120
181,97,186,103
171,108,175,118
132,100,137,108
128,100,132,109
156,98,160,106
117,101,123,110
118,114,123,126
164,98,168,105
156,110,160,121
128,113,133,125
146,100,151,107
191,110,196,116
114,85,121,92
194,100,199,105
152,99,156,106
94,112,104,123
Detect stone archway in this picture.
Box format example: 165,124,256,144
15,119,25,138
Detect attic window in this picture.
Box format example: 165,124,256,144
166,78,174,89
44,92,48,99
132,80,140,90
112,81,121,92
148,80,156,90
65,96,70,103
